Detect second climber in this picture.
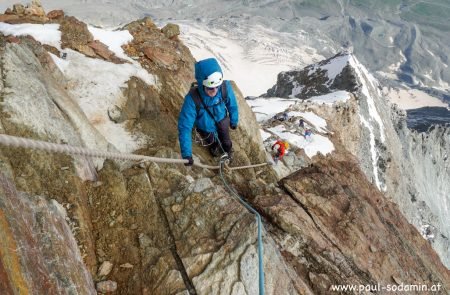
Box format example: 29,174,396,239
271,139,289,164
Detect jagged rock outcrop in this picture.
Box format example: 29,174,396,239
0,5,449,295
1,0,47,23
46,9,64,20
266,52,450,268
58,16,128,63
266,53,359,99
254,155,450,293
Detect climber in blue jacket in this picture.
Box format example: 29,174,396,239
178,58,239,166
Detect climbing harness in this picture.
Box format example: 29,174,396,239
192,130,215,147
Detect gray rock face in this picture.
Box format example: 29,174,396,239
162,182,298,294
392,121,450,267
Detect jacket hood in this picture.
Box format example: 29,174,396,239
195,58,223,86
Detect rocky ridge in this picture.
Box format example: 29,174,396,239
0,4,449,295
266,52,450,268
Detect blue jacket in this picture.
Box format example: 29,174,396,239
178,58,239,158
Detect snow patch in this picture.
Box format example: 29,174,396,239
287,111,328,133
420,224,435,241
246,97,300,122
267,125,334,158
50,50,156,153
359,116,385,191
349,55,385,142
260,129,272,141
0,23,61,49
307,91,350,105
87,26,134,61
320,54,351,81
290,81,303,98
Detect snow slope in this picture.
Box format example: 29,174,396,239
0,22,156,153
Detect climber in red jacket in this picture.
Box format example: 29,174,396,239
271,140,289,164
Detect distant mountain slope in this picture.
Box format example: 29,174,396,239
1,0,448,101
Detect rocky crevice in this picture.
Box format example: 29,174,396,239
0,34,7,111
145,168,198,295
281,182,376,286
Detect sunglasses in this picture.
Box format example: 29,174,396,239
205,86,219,91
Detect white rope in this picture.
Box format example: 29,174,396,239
230,162,268,170
0,134,268,170
0,134,218,169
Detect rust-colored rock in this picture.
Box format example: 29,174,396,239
43,44,61,57
87,40,127,63
5,36,21,44
144,17,157,29
0,14,19,23
47,9,64,20
88,40,114,60
143,47,176,69
0,173,96,294
79,44,97,57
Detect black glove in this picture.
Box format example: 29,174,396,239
230,124,237,130
183,156,194,166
